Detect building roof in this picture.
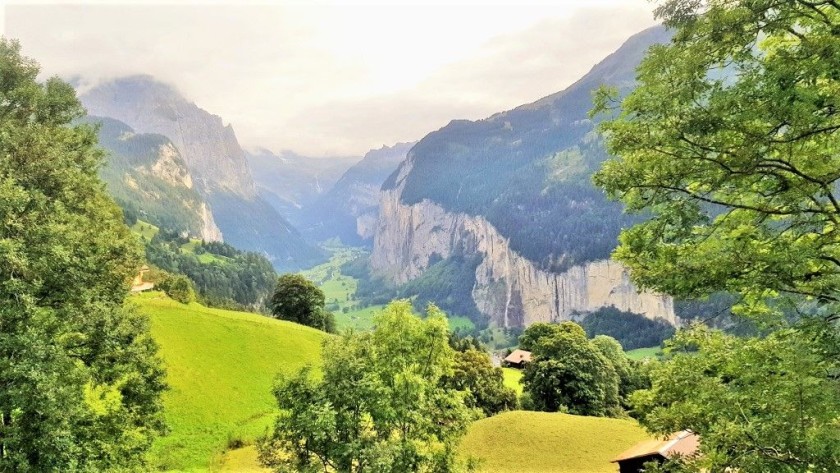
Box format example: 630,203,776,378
612,431,700,463
504,349,532,364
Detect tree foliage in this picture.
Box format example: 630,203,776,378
157,273,195,304
632,325,840,472
0,39,165,470
259,301,476,472
593,0,840,469
520,322,621,416
593,0,840,321
442,348,518,416
269,273,335,332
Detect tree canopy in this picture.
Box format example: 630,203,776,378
593,0,840,470
0,39,166,470
270,273,335,332
593,0,840,321
259,300,476,472
520,322,621,417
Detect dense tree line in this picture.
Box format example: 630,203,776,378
145,230,276,309
579,306,675,350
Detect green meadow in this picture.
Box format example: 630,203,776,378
137,292,325,471
459,411,652,473
625,346,662,361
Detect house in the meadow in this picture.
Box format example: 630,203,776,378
503,349,532,369
612,430,700,473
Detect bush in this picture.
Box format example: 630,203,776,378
158,274,195,304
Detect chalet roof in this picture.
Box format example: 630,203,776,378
504,349,532,364
612,431,700,463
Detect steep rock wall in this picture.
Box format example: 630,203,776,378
371,188,675,328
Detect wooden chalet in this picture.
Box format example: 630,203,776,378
503,349,532,368
612,430,699,473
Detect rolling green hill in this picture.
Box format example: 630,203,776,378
459,411,652,473
135,292,326,471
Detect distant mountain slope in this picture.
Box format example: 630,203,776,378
80,76,324,269
245,149,360,221
371,26,675,328
300,142,414,245
90,116,222,241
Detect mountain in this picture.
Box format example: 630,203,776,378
90,116,223,241
299,142,415,245
246,148,360,220
370,26,675,328
80,76,323,269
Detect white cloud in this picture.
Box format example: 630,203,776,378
4,1,656,156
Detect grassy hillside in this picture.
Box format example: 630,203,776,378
626,346,662,360
136,292,326,471
501,368,524,396
460,411,652,473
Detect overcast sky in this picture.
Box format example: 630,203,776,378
3,1,657,157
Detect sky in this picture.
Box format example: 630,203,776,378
3,1,657,157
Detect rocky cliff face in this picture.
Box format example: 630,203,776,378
300,142,414,245
370,27,676,328
81,75,255,197
371,169,675,328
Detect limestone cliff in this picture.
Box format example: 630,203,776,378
371,173,675,328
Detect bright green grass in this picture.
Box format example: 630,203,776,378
501,368,523,396
626,346,662,360
460,411,652,473
449,316,476,332
136,292,326,471
131,220,159,240
180,239,230,265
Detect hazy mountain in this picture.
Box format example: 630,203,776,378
246,149,360,221
370,26,675,328
298,142,414,245
89,116,222,241
79,76,324,269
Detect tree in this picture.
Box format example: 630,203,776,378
270,274,335,332
259,300,476,472
0,39,166,470
442,348,518,416
592,0,840,469
631,325,840,472
158,274,195,304
521,322,620,416
591,335,650,409
593,0,840,322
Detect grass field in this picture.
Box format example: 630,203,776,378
459,411,652,472
136,292,326,471
626,346,663,360
131,220,160,240
501,367,524,396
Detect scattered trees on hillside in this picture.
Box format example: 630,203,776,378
0,39,166,470
593,0,840,469
270,274,336,333
259,301,476,472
